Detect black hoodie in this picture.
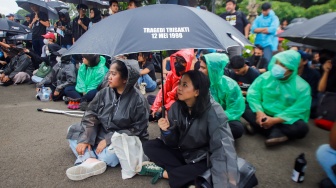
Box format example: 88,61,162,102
55,9,73,46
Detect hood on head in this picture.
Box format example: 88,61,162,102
170,49,194,77
58,9,70,21
118,59,140,93
203,53,229,84
268,50,301,80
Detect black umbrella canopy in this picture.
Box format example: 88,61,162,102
47,1,70,12
0,19,31,34
16,0,59,20
65,4,251,57
279,12,336,51
9,33,33,41
86,0,110,8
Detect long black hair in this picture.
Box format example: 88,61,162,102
177,70,210,117
112,60,128,80
82,54,100,67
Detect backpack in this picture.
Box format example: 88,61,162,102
35,61,52,78
314,92,336,130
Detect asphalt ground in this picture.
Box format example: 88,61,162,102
0,83,329,188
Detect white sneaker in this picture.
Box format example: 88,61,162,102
66,159,107,181
140,82,147,95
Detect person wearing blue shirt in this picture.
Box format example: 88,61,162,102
251,2,279,64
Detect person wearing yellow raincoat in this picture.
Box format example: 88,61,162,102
199,53,245,139
245,50,311,146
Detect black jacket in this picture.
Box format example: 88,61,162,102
162,98,239,188
3,52,34,78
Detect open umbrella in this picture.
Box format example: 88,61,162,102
64,4,251,117
0,19,31,34
9,33,33,41
14,14,25,20
15,0,59,20
64,4,251,56
47,1,70,12
279,12,336,51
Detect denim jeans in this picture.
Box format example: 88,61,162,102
316,144,336,185
68,138,119,167
138,74,157,92
263,45,273,64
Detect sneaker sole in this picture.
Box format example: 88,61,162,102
66,161,107,181
265,136,288,147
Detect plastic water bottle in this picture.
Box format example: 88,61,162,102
292,153,307,183
41,86,50,102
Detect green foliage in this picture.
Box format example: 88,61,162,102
16,9,30,17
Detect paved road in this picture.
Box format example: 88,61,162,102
0,84,329,187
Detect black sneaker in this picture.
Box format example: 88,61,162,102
265,130,288,147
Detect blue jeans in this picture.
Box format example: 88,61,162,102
68,139,119,167
32,38,44,56
138,74,157,92
316,144,336,185
64,85,98,102
61,44,72,50
263,45,272,64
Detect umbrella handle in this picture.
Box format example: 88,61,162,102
160,51,166,118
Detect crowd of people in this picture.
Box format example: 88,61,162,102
1,0,336,187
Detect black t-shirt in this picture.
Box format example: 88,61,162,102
141,61,156,81
246,55,269,70
72,16,90,41
22,21,30,26
220,11,249,35
229,67,260,92
30,12,48,39
300,65,321,100
326,68,336,93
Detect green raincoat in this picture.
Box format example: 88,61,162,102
75,56,108,93
247,50,311,124
204,53,245,121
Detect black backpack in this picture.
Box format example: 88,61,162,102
314,92,336,130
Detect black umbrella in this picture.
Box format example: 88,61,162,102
86,0,110,8
9,33,33,41
0,19,31,34
15,0,59,20
65,4,251,56
279,12,336,51
64,4,251,117
290,17,307,24
286,41,320,50
47,1,70,12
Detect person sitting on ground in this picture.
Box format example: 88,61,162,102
245,50,311,146
35,48,76,101
64,54,108,111
42,32,61,67
246,45,269,73
318,50,336,93
297,50,321,118
149,49,193,120
140,70,239,187
228,55,260,96
316,122,336,188
89,8,101,28
66,59,149,181
137,52,157,94
199,53,245,139
0,45,34,86
0,47,11,70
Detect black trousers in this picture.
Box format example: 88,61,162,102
242,104,309,139
143,139,208,188
43,84,64,101
228,120,244,140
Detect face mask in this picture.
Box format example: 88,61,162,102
56,56,61,63
43,39,49,45
174,62,185,76
271,64,287,79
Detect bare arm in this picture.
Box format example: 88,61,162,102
140,68,150,76
253,28,268,33
318,61,332,92
244,23,251,38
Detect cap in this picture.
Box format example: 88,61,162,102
261,2,271,10
42,32,55,40
76,4,88,10
6,14,14,17
25,14,31,17
297,50,310,61
229,55,246,69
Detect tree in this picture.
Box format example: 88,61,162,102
16,9,30,17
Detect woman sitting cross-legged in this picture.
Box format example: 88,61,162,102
140,70,239,188
65,59,149,181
